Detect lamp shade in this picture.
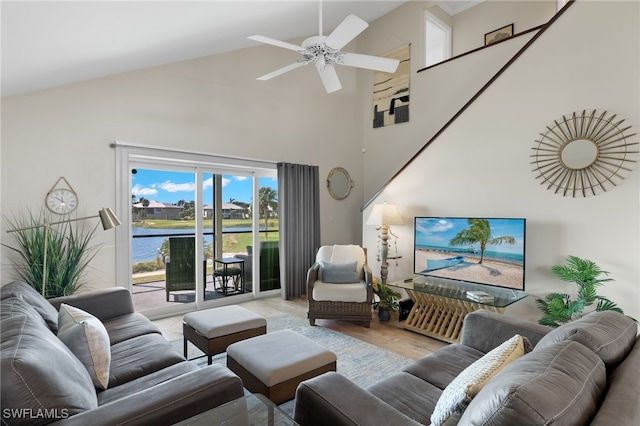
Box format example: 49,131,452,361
366,203,404,226
98,207,121,230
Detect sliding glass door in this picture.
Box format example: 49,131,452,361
115,143,277,318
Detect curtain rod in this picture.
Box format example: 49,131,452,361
110,141,278,168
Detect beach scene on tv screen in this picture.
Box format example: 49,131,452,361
414,217,525,290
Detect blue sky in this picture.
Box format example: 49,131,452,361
131,169,277,205
415,217,525,254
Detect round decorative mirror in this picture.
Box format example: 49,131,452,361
327,167,354,200
560,139,598,169
531,109,638,197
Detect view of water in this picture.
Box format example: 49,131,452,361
132,227,256,263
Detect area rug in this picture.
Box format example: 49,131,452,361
171,313,413,416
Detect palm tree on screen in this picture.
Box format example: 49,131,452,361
449,219,515,264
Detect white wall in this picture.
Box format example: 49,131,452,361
362,1,640,321
359,0,537,199
1,36,367,289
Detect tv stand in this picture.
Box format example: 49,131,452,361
389,279,527,343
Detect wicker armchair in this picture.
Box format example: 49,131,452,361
307,245,373,328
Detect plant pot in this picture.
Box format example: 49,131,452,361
378,308,391,322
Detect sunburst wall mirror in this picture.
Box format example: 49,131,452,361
531,109,638,197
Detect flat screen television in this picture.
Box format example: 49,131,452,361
414,217,526,291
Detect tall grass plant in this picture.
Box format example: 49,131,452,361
4,209,99,298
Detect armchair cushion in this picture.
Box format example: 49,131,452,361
319,261,359,284
312,283,369,303
316,245,366,281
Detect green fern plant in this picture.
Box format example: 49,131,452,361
536,255,623,327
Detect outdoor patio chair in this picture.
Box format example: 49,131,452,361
165,236,205,301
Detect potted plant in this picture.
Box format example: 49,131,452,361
3,208,100,298
372,278,401,322
535,255,623,328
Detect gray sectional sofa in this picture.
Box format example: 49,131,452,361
294,309,640,426
1,281,244,425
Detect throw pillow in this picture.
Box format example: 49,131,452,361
430,334,530,426
58,303,111,389
319,261,359,284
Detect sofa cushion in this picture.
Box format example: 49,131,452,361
430,334,530,426
368,372,442,425
108,333,185,387
101,312,162,345
460,340,606,426
590,336,640,426
0,293,48,328
535,310,637,370
57,304,111,390
97,361,197,405
319,261,359,283
1,281,59,333
1,315,97,425
403,344,485,390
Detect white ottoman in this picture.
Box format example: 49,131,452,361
183,306,267,364
226,330,337,404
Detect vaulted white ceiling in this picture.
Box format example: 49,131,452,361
1,0,491,97
1,1,410,97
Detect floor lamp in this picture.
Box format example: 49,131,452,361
366,202,404,284
7,207,121,296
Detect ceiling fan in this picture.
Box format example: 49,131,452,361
247,4,400,93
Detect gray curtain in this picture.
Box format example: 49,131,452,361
277,162,321,299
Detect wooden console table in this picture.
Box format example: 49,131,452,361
390,279,527,343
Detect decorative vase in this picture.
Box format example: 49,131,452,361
378,308,391,322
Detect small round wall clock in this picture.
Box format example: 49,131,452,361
45,177,79,214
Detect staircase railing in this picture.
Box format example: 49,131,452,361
361,0,575,212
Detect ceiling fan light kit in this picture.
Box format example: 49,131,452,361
248,7,399,93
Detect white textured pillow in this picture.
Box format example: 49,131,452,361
430,334,529,426
57,303,111,389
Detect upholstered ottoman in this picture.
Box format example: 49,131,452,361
183,306,267,365
226,330,337,404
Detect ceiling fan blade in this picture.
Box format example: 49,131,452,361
324,14,368,50
337,52,400,73
316,62,342,93
257,61,309,81
247,35,303,52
